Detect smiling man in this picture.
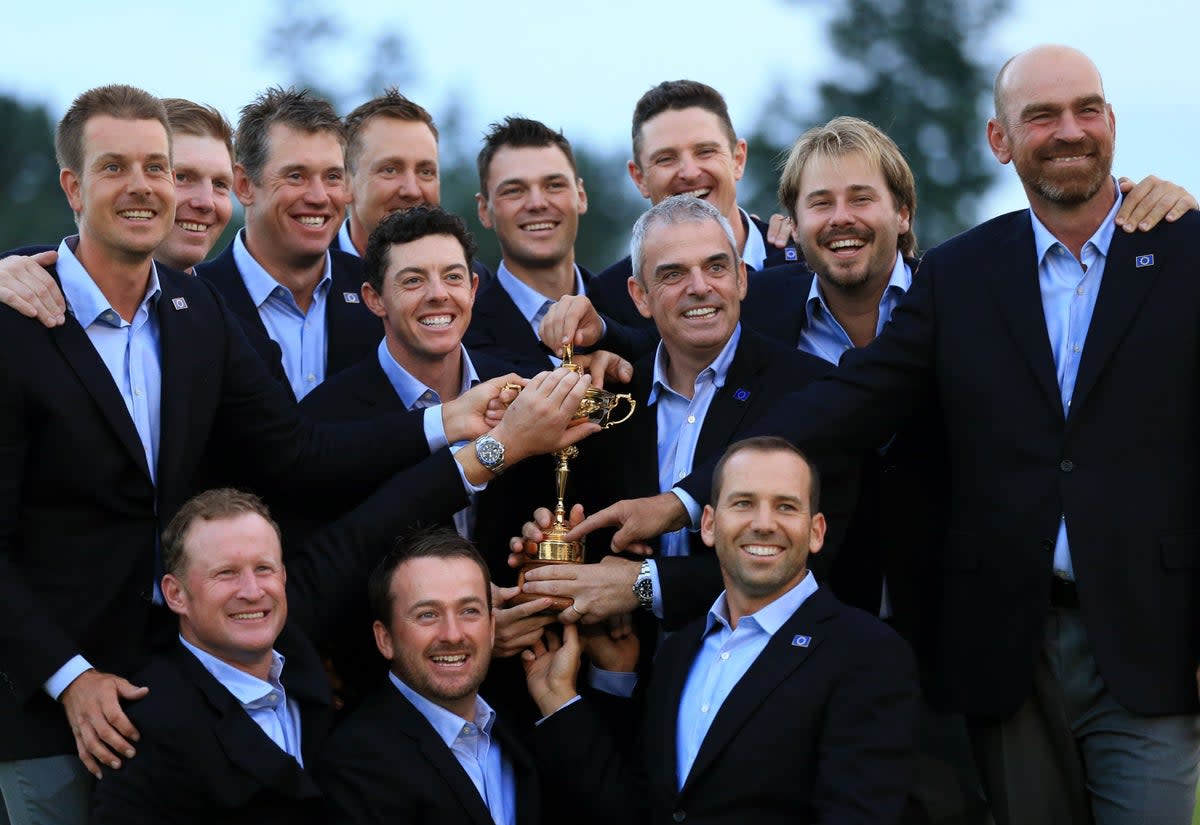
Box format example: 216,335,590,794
195,87,379,399
465,116,592,374
317,527,546,825
523,436,919,825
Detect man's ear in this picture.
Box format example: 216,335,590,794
162,573,186,615
699,504,717,548
60,168,83,214
373,620,395,661
362,281,387,320
233,164,256,207
476,192,493,230
627,275,653,321
986,119,1013,165
628,159,651,200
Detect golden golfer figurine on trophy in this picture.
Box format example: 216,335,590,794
509,345,635,611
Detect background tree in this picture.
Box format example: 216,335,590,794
0,95,74,251
741,0,1009,251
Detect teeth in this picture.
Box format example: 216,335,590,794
679,188,711,198
743,545,781,557
683,307,716,318
230,611,265,619
431,654,466,664
419,315,452,327
523,222,555,231
828,239,864,250
120,210,154,220
297,216,326,226
177,221,208,232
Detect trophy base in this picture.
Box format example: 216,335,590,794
511,539,584,614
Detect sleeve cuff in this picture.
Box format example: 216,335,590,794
587,663,638,698
671,487,702,530
425,405,449,453
647,559,665,619
535,693,582,726
45,655,93,700
450,443,489,494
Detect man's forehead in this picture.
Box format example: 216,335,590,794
83,115,170,152
1001,47,1105,112
264,122,344,162
386,235,469,272
489,144,574,183
361,115,438,150
638,107,732,152
391,556,488,601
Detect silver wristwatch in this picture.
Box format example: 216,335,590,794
474,434,506,474
632,559,654,611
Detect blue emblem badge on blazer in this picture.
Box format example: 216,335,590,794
785,248,798,261
343,292,360,303
792,634,811,648
171,298,188,311
733,388,750,402
1135,254,1155,268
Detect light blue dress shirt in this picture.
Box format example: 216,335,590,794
377,338,482,536
335,219,359,257
1031,188,1122,581
390,673,515,825
181,637,304,765
45,236,164,700
676,572,819,788
737,207,769,272
495,261,586,367
233,231,332,400
798,252,912,365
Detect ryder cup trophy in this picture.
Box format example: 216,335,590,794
510,346,635,611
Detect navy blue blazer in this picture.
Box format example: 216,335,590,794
531,585,919,825
588,213,805,361
463,267,594,377
680,208,1200,718
0,261,432,761
195,238,382,381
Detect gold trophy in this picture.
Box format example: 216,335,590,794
509,345,635,611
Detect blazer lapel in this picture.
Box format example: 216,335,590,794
679,587,836,796
196,243,270,339
389,689,498,825
649,620,707,799
1068,230,1163,420
694,330,765,459
156,273,212,495
47,267,151,481
981,213,1063,419
494,717,541,825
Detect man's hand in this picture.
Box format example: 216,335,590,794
492,584,557,658
1115,175,1197,233
572,350,634,389
564,492,689,555
580,617,640,673
508,505,580,570
522,624,583,717
538,294,605,354
0,251,66,327
59,669,149,778
764,213,794,249
522,555,642,625
443,374,526,443
490,368,598,464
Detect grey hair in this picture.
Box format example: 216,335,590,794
629,195,738,284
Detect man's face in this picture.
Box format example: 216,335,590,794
792,151,909,293
701,448,826,614
987,48,1115,208
157,134,234,271
374,556,495,720
362,233,478,366
163,512,288,677
476,144,587,272
350,117,441,235
236,123,349,267
61,115,175,264
629,217,746,365
629,107,746,221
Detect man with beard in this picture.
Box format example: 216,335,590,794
317,528,546,824
566,44,1200,825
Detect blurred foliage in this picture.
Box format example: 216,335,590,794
0,97,76,251
744,0,1010,250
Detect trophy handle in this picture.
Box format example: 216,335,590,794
603,394,637,428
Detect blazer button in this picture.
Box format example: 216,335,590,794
673,811,687,822
1059,459,1074,473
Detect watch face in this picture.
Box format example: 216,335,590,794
477,436,504,467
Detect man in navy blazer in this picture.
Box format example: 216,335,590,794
573,46,1200,824
524,437,919,825
465,117,594,375
194,87,379,400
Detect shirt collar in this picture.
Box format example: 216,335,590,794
648,323,742,405
805,251,911,328
336,219,360,257
180,635,286,708
738,207,767,271
702,570,819,637
376,338,480,409
389,671,496,745
495,260,585,324
56,235,162,328
233,229,333,308
1030,182,1122,267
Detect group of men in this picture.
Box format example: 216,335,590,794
1,41,1198,825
